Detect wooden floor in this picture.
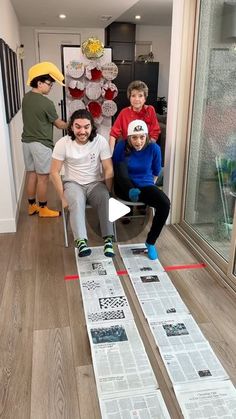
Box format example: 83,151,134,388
1,183,236,418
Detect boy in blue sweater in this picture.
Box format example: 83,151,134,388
112,120,170,260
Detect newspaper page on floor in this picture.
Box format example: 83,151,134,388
100,390,171,419
160,343,229,385
148,314,208,352
175,380,236,418
88,320,158,398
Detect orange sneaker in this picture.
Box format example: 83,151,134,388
38,206,60,218
28,203,40,215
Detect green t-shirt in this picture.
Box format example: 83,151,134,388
21,91,58,149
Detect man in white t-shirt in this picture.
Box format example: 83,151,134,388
50,109,115,257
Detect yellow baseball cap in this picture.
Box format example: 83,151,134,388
27,61,65,86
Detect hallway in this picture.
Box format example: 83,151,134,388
0,184,236,418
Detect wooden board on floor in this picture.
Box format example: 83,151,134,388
31,327,80,419
76,365,101,419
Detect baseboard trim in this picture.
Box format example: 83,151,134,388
15,171,26,228
0,172,26,234
0,218,17,233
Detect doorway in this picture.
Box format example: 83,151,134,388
37,31,81,142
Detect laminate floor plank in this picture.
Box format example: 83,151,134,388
34,220,69,330
0,269,35,419
66,280,92,367
200,322,236,383
31,326,80,419
0,233,14,305
62,246,78,278
76,365,101,419
8,213,38,272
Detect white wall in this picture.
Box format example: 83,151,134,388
136,25,172,98
20,26,105,93
0,0,25,232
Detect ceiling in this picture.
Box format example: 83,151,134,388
11,0,173,28
117,0,172,26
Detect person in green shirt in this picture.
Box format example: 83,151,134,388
21,61,68,217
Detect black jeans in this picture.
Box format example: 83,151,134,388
114,175,170,244
138,185,170,244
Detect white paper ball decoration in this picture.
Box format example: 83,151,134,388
101,100,117,117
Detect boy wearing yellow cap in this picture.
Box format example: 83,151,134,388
21,61,68,217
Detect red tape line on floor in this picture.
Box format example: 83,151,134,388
64,263,206,281
116,270,128,275
64,275,79,281
164,263,206,271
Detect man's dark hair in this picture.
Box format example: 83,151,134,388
30,74,55,88
68,109,97,141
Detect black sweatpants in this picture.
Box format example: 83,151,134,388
114,165,170,245
138,185,170,244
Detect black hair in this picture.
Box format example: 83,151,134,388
67,109,97,141
30,74,55,88
125,134,150,156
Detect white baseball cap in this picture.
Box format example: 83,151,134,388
127,120,148,136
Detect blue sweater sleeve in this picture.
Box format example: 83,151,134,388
151,143,162,177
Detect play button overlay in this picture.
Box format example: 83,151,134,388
109,198,130,222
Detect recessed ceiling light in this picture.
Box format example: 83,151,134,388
135,15,141,20
59,14,66,19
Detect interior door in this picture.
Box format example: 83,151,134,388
38,32,81,143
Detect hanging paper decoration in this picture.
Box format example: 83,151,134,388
64,46,118,120
68,87,85,99
101,100,117,117
102,82,118,100
87,101,102,118
69,99,86,115
82,37,104,59
67,61,84,78
101,62,118,81
86,82,102,100
85,63,102,81
68,80,85,99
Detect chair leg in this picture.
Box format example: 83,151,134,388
62,206,69,248
113,221,117,242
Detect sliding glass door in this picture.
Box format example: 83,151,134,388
183,1,236,279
